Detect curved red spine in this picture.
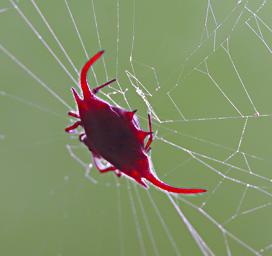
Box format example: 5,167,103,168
80,50,104,99
146,173,207,194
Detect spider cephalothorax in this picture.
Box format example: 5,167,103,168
65,50,206,194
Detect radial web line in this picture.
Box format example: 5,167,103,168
191,153,272,197
147,191,181,256
200,117,249,210
115,0,120,79
9,0,78,85
91,0,108,81
158,135,271,184
242,153,253,174
131,59,160,92
200,152,238,209
126,182,147,256
114,0,131,110
64,0,88,60
157,136,272,195
133,185,160,256
87,0,121,96
237,117,248,152
116,184,125,256
66,144,97,183
150,118,261,161
166,91,187,120
223,232,232,256
0,90,63,118
0,44,71,109
128,0,143,98
222,39,259,115
64,0,99,85
127,0,160,96
203,60,244,117
241,202,272,216
167,194,215,256
154,113,272,123
31,0,79,76
178,197,262,256
223,185,249,225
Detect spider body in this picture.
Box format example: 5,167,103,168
65,51,206,194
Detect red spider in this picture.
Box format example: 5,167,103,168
65,51,206,194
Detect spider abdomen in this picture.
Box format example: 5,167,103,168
82,104,145,170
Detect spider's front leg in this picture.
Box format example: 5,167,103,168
65,121,81,133
144,113,153,151
92,154,116,174
92,78,116,94
68,111,80,118
99,166,117,173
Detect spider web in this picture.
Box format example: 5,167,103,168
1,0,272,255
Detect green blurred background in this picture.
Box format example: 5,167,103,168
1,0,272,255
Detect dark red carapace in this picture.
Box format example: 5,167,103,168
65,51,206,194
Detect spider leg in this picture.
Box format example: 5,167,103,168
92,78,116,94
144,113,153,151
146,147,152,153
99,166,117,173
65,121,81,133
92,154,116,174
68,111,80,118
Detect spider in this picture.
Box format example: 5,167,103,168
65,50,206,194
